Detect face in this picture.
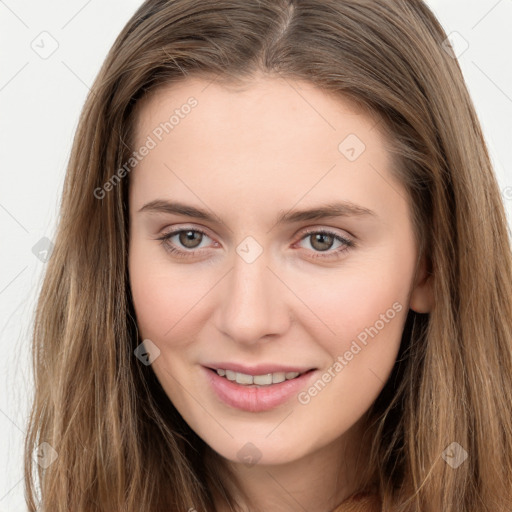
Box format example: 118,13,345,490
128,75,432,466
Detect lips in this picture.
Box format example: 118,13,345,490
202,365,318,412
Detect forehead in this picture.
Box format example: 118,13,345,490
132,75,381,147
128,76,406,226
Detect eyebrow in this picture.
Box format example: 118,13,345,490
137,199,377,225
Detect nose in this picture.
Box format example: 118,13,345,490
214,250,291,346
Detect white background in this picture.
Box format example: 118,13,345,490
1,1,511,510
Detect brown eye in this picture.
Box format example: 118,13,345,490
178,230,203,249
309,232,335,252
297,229,355,260
156,228,213,258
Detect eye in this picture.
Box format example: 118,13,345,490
156,228,214,258
155,227,355,260
295,229,355,260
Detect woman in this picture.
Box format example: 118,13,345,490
24,1,512,511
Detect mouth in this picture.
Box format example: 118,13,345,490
203,366,318,412
205,366,315,387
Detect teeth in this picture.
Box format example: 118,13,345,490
269,372,285,384
216,369,302,386
237,372,254,385
253,374,271,385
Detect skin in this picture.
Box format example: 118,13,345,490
128,74,433,512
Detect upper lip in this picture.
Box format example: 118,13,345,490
204,362,316,376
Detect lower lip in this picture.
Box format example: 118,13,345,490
203,366,317,412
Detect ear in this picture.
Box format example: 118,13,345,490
409,253,434,313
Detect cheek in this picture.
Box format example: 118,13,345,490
293,258,412,344
128,243,217,346
128,242,229,353
288,249,413,390
291,272,408,434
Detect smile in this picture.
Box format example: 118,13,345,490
213,368,304,386
203,366,317,412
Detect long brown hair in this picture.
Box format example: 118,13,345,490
24,1,512,510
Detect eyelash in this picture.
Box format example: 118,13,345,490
155,227,355,261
